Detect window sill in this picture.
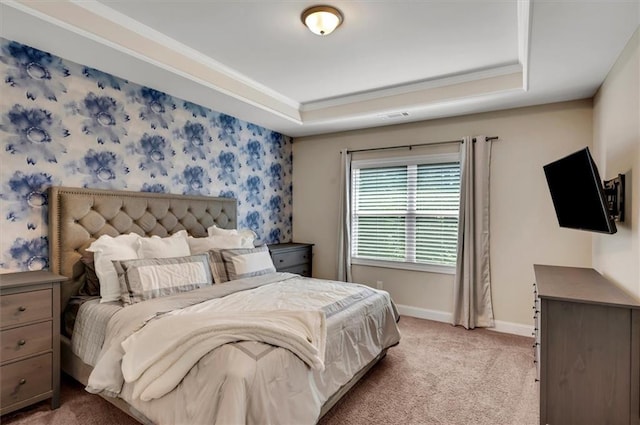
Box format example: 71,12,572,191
351,258,456,275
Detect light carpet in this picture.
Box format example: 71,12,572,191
319,317,538,425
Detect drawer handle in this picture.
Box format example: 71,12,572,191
19,378,26,385
18,306,27,312
18,339,26,346
279,259,284,263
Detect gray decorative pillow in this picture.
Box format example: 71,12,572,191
220,245,276,281
113,254,212,305
80,251,100,296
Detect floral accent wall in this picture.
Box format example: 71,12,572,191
0,38,293,272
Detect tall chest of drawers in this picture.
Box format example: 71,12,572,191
534,264,640,425
268,243,313,277
0,271,66,416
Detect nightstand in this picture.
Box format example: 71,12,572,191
0,270,66,416
268,243,313,277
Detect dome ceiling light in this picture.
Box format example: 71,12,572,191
301,5,343,36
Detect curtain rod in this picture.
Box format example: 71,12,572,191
344,136,498,155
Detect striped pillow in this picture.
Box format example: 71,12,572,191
207,249,230,284
113,254,212,305
220,245,276,281
189,235,254,284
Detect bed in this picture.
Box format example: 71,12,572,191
48,186,401,424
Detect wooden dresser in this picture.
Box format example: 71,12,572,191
534,264,640,425
268,243,313,277
0,270,66,416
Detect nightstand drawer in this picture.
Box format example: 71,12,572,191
1,289,52,328
1,353,52,407
1,321,52,363
268,243,313,277
280,264,311,277
271,248,311,269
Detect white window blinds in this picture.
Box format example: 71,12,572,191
351,154,460,270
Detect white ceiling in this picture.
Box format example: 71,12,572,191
1,1,639,137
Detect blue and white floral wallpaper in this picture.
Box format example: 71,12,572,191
0,38,293,272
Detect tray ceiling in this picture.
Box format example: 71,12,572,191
1,0,638,137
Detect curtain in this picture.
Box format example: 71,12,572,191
452,136,495,329
337,148,353,282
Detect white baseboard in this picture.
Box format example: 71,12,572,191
396,304,452,323
396,304,534,338
489,320,535,338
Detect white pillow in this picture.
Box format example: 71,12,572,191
137,230,190,259
207,225,257,240
187,234,254,254
86,233,141,303
220,246,276,281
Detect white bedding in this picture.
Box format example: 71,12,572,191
84,272,401,424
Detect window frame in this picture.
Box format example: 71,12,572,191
350,152,461,275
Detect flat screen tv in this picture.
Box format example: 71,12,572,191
543,147,616,234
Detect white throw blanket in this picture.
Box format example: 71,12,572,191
121,309,326,401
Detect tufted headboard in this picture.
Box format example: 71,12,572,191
48,186,237,311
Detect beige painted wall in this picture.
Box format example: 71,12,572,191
593,28,640,297
293,100,594,326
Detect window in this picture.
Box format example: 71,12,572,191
351,153,461,273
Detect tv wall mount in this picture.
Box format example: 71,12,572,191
603,174,625,222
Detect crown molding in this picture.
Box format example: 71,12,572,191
518,0,532,91
4,0,303,123
302,72,524,123
301,63,522,112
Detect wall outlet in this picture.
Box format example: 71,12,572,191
376,280,383,290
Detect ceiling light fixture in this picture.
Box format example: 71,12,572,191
301,5,343,36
